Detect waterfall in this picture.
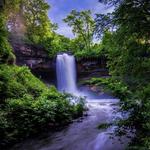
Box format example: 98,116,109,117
56,53,77,93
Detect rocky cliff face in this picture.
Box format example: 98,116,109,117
12,43,53,68
11,42,108,83
77,57,109,80
11,41,56,83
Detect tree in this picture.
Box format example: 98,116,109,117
4,0,54,44
96,0,150,149
64,10,95,51
96,0,150,82
22,0,53,44
0,0,16,64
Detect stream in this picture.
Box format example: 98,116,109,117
11,87,128,150
11,54,129,150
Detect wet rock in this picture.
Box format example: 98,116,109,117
77,57,109,79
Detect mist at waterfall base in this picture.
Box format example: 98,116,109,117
56,53,113,99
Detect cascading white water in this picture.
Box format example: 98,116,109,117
56,53,77,93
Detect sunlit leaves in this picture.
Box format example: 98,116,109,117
64,10,95,51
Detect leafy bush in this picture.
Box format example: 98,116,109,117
0,65,46,101
98,123,112,130
74,44,104,60
75,49,102,60
0,65,84,148
84,77,131,100
0,13,15,64
85,77,150,149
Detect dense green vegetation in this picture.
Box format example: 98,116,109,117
1,0,103,59
64,10,95,53
0,1,84,148
63,10,105,59
0,65,84,148
84,77,130,100
91,0,150,149
0,12,15,64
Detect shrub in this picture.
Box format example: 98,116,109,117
0,65,84,148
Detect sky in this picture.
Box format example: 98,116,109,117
47,0,114,38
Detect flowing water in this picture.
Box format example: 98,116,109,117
11,53,129,150
56,53,77,93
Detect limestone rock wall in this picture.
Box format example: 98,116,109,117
11,42,108,83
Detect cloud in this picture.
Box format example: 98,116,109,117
47,0,114,38
56,23,74,38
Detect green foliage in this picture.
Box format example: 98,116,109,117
0,35,15,64
85,77,131,101
0,65,46,100
0,4,85,148
3,0,104,58
0,65,84,148
22,0,53,44
64,10,95,52
74,43,104,59
96,0,150,149
43,34,72,57
98,123,112,130
5,0,54,44
63,9,105,59
122,84,150,149
0,12,15,64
